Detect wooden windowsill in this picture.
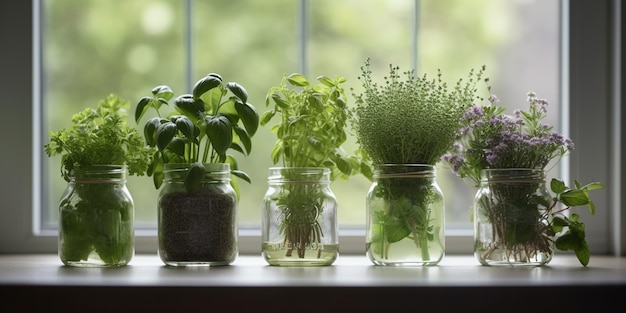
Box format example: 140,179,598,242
1,254,625,310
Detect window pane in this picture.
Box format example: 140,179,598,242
191,0,298,228
308,0,415,227
42,0,186,229
41,0,560,233
417,0,561,226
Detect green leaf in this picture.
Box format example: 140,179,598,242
575,241,590,266
143,117,163,147
555,232,580,251
260,111,275,126
287,73,309,86
135,96,152,123
205,115,233,158
226,82,248,103
151,85,174,100
174,95,203,120
271,142,283,164
231,169,251,184
317,76,335,87
332,154,351,175
385,223,411,243
151,158,164,189
360,162,373,181
185,162,205,192
156,122,177,151
234,100,259,136
175,116,195,139
308,94,324,111
588,201,596,215
550,178,567,194
193,75,222,99
202,85,224,114
168,137,187,157
581,182,605,191
233,125,252,155
271,93,289,109
551,215,567,233
559,190,590,206
229,142,245,155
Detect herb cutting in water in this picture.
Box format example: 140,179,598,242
352,58,485,264
442,91,605,266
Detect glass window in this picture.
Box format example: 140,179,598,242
1,0,618,256
21,0,573,255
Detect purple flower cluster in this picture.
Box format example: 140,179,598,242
441,92,574,187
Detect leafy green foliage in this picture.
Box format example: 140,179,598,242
58,177,134,265
262,73,369,258
135,73,260,194
263,73,370,180
45,94,154,180
352,58,483,261
550,178,605,266
352,58,485,165
45,95,143,266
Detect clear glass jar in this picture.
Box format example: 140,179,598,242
474,168,553,266
58,165,134,267
158,163,238,266
366,164,444,266
262,167,338,266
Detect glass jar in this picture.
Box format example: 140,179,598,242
58,165,134,267
262,167,338,266
474,168,553,266
366,164,444,266
158,163,238,266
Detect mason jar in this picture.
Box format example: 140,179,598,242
366,164,444,266
474,168,553,266
262,167,338,266
158,163,238,266
58,165,134,267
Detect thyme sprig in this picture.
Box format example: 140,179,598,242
352,58,485,165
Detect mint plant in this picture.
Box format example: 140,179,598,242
551,178,604,266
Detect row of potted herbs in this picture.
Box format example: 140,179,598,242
45,59,603,268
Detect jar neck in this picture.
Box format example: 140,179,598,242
163,163,231,182
480,168,546,184
374,164,436,179
69,165,127,183
267,167,331,184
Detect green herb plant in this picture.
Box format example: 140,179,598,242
46,94,153,180
135,73,259,195
442,92,604,266
352,58,484,261
45,94,153,265
262,73,369,259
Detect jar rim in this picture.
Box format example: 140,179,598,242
267,167,331,183
164,163,230,173
480,168,546,182
69,164,127,181
373,164,436,179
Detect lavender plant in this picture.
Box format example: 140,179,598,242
442,92,604,266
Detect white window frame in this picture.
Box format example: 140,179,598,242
0,0,622,256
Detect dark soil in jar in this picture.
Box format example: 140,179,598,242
158,188,236,263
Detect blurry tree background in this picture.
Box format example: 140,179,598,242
41,0,559,231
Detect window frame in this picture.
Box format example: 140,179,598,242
0,0,621,256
